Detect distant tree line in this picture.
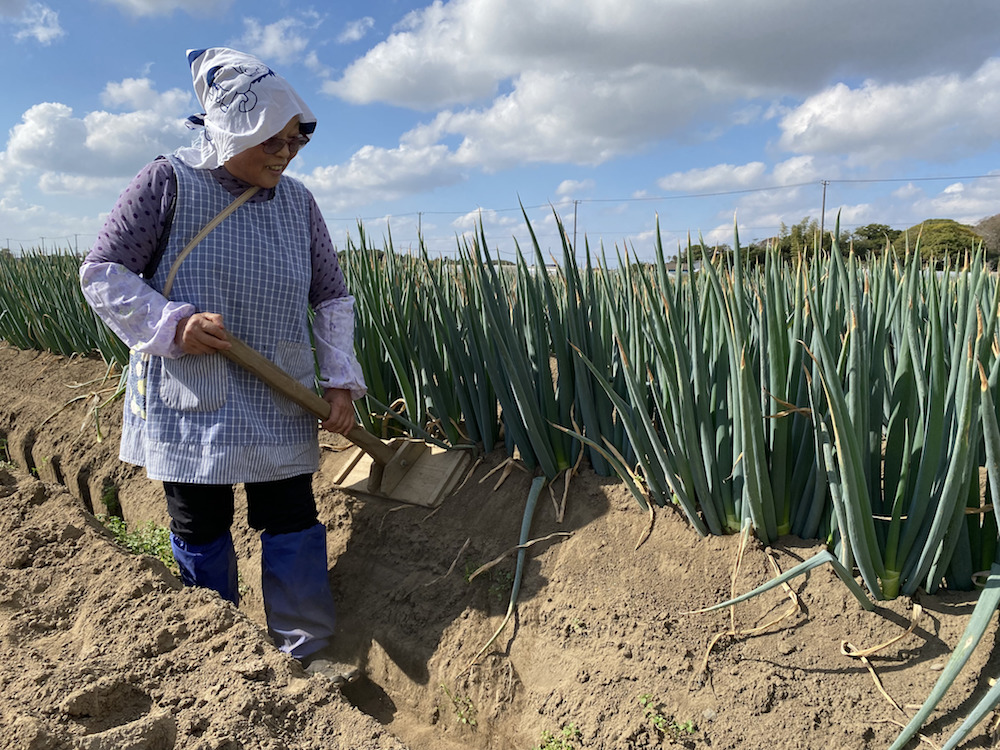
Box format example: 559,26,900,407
688,215,1000,268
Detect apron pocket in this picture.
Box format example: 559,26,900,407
159,353,228,411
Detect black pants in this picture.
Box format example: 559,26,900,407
164,473,318,545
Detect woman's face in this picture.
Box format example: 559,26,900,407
224,116,302,189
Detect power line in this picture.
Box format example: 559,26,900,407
325,172,1000,226
10,172,1000,254
828,174,1000,185
577,181,818,204
551,172,1000,206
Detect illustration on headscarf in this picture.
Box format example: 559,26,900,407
205,62,275,114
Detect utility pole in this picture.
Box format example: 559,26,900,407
573,200,579,251
819,181,829,252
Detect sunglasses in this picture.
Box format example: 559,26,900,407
261,134,310,155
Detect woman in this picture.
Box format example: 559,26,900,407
80,48,365,684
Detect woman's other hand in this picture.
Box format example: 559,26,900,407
175,312,231,355
320,388,355,435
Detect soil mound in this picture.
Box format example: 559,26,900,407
0,343,997,749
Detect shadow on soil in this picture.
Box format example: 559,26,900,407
321,452,612,689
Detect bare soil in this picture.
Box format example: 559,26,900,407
1,342,999,750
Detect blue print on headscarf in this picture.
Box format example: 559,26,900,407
205,63,277,114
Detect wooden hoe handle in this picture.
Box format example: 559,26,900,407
221,335,396,467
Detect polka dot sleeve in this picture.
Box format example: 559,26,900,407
308,195,349,307
85,159,175,275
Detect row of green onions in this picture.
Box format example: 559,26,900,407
4,214,1000,745
0,251,127,363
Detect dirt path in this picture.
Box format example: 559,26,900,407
1,342,997,750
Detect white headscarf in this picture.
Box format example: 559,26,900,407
175,47,317,170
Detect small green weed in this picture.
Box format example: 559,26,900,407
464,559,514,604
639,694,696,740
671,719,697,736
440,683,477,727
533,723,581,750
462,561,476,582
100,515,178,576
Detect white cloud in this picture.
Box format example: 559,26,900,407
326,0,1000,111
556,179,594,198
304,51,330,78
295,143,466,212
97,0,231,17
315,0,1000,204
4,80,192,183
892,183,924,201
323,7,501,109
658,162,767,192
37,172,124,195
451,208,519,232
7,103,89,174
779,59,1000,165
101,78,190,115
404,66,722,170
83,109,186,167
234,16,312,66
648,155,898,247
728,185,816,229
908,178,1000,226
7,2,62,44
0,183,102,250
772,156,819,186
338,17,374,44
0,77,194,246
702,221,742,247
833,204,876,229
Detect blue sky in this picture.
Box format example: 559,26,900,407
2,0,1000,263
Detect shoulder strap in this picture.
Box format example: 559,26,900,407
161,185,259,299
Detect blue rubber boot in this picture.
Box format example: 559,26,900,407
260,523,338,660
170,531,240,605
